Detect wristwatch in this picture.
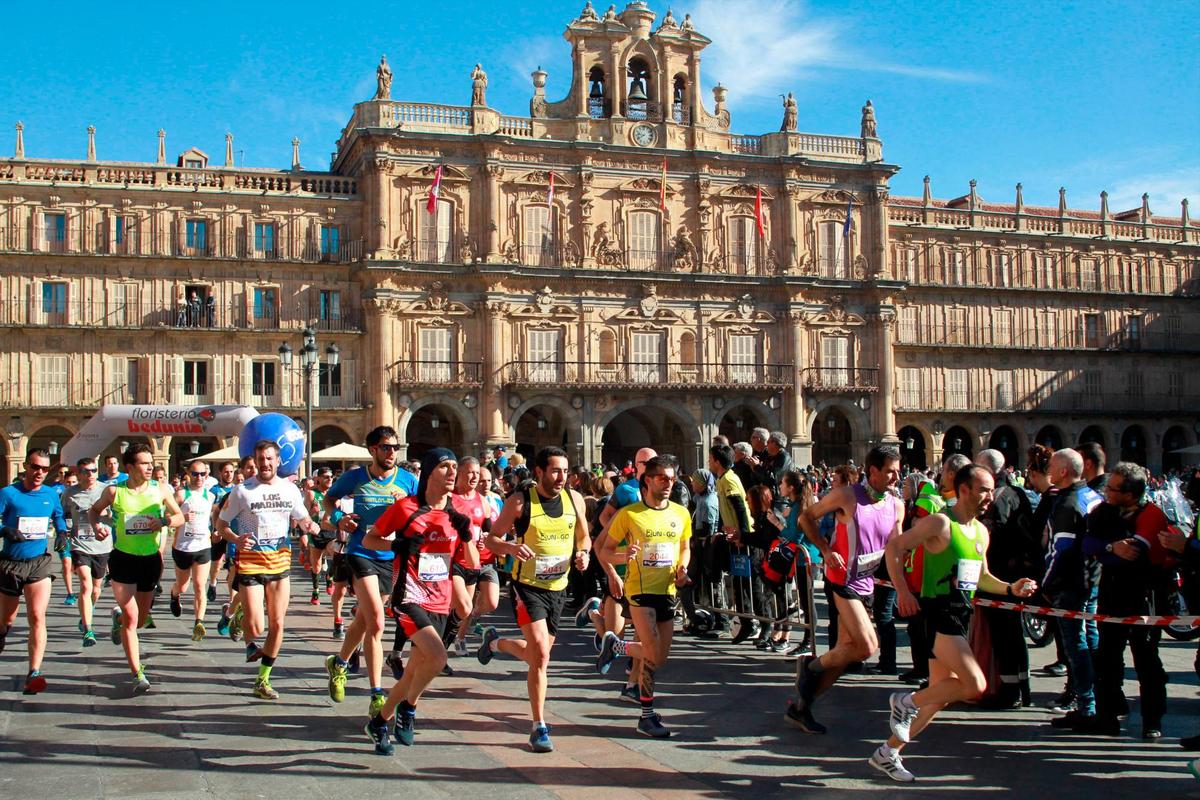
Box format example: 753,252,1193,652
1104,543,1114,554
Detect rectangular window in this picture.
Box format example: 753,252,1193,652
995,371,1013,410
729,334,758,383
1125,314,1142,349
1039,254,1057,289
994,252,1012,287
1084,370,1102,397
1165,315,1182,347
112,357,139,404
948,250,965,285
727,217,758,275
1168,372,1183,398
418,327,452,382
628,211,661,270
318,290,342,327
819,222,845,278
41,282,67,324
1038,310,1057,347
253,288,278,327
1126,371,1144,399
319,363,342,398
1083,313,1100,348
901,249,918,283
1080,258,1098,291
631,331,663,382
527,329,561,382
185,219,207,251
113,283,140,326
821,336,850,386
320,225,340,258
420,200,454,263
251,361,276,400
43,213,65,251
115,216,125,245
183,360,208,397
994,308,1011,346
254,222,275,256
945,368,968,410
947,307,967,345
897,367,920,409
898,306,917,343
37,355,68,407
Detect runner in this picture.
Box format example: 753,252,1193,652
213,457,255,638
99,455,127,486
88,444,185,695
305,467,335,605
205,461,237,603
872,464,1038,782
0,448,68,693
363,448,471,754
170,460,215,640
440,457,497,663
215,440,320,700
477,446,591,753
788,445,904,734
595,455,691,738
61,457,110,647
323,426,418,717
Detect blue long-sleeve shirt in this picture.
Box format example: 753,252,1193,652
0,483,68,560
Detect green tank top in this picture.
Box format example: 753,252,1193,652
112,483,165,556
919,515,985,600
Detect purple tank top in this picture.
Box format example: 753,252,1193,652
834,483,899,595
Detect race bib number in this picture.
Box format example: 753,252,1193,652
255,514,288,546
854,549,885,577
17,516,50,540
73,522,95,541
124,513,159,534
955,559,983,592
534,555,569,581
418,552,450,582
641,542,676,569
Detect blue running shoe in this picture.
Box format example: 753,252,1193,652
365,715,394,756
575,597,601,628
477,627,500,666
637,713,671,739
394,710,416,746
594,632,603,652
529,724,554,753
596,631,621,675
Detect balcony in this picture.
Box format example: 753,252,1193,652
0,299,361,332
0,381,145,409
391,361,484,388
894,389,1190,416
803,367,880,393
502,361,791,391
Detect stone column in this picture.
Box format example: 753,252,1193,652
871,185,889,278
875,311,898,443
609,44,623,117
779,182,798,271
484,162,501,261
483,300,508,446
364,299,394,429
787,310,812,465
370,156,392,256
574,42,587,116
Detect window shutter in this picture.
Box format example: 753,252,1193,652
211,357,224,404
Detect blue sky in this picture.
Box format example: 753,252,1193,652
1,0,1195,213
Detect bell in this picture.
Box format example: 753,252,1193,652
589,79,603,99
627,78,648,103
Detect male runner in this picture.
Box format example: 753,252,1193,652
89,444,185,695
205,460,237,602
99,455,127,486
873,464,1037,782
170,460,215,640
788,445,904,733
61,457,110,647
305,467,335,604
323,426,417,717
0,449,68,693
477,446,591,753
216,440,319,699
441,457,496,661
364,448,471,754
596,455,691,738
214,456,255,638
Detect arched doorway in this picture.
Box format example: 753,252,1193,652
171,436,223,478
812,407,852,467
1120,424,1147,467
27,425,73,466
601,407,693,473
1077,425,1106,451
1035,425,1064,450
718,405,767,445
898,425,927,470
513,404,571,464
406,404,466,463
1162,426,1190,474
988,425,1020,470
309,424,354,473
942,425,973,459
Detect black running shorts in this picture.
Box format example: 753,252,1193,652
510,581,567,637
108,550,163,593
347,554,395,596
172,548,212,570
629,593,675,623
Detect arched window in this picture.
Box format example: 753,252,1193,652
598,329,617,368
726,216,759,274
626,58,651,119
679,331,696,365
628,210,661,270
588,66,608,119
418,199,452,263
671,75,688,123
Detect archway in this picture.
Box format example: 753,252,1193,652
812,407,852,467
1035,425,1064,450
1162,426,1190,474
898,425,927,470
1120,424,1148,467
171,435,223,477
942,425,973,459
27,425,74,466
1077,425,1106,451
988,425,1020,470
601,406,694,473
717,405,767,445
406,403,467,463
513,404,572,464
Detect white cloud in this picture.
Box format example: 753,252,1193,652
1105,169,1199,216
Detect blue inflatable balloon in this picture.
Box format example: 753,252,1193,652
238,413,306,476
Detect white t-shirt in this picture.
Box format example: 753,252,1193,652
175,486,215,553
218,477,308,554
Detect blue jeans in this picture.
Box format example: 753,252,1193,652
1054,588,1098,713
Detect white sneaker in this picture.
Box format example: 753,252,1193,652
453,638,469,656
888,691,919,743
869,745,915,783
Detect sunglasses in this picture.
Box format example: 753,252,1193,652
190,471,209,477
375,443,401,452
27,464,51,473
81,467,98,473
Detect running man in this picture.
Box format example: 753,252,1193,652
872,464,1037,782
441,457,498,661
214,456,255,638
305,467,335,605
596,455,691,738
323,426,417,717
363,448,471,754
205,460,237,603
0,448,68,693
216,440,320,700
477,446,591,753
61,457,110,647
788,445,904,734
170,460,215,640
89,444,185,695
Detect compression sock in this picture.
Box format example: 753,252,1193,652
258,656,275,681
442,611,462,648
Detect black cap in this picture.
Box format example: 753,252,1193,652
416,447,457,502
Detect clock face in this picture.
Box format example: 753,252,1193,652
631,123,657,147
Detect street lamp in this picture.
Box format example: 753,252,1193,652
279,327,340,476
189,440,200,455
48,441,59,456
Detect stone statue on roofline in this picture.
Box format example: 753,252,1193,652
578,1,599,22
861,99,877,138
375,56,392,100
471,64,488,107
781,92,798,132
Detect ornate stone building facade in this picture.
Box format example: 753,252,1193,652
1,2,1197,479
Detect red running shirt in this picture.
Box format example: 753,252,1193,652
450,492,486,568
374,496,462,614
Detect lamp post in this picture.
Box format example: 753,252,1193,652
279,327,339,477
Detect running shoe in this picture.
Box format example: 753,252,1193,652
253,679,279,700
575,597,601,628
637,713,671,739
333,622,346,640
216,609,231,637
23,670,46,695
64,593,77,607
206,584,217,603
394,709,416,746
477,627,500,666
888,691,919,744
78,620,85,634
132,666,150,696
326,654,348,702
366,715,395,756
143,613,156,629
529,724,554,753
0,626,6,654
795,654,818,701
1189,758,1200,782
310,591,319,606
169,594,182,618
82,629,97,647
593,632,603,652
385,651,405,680
784,700,827,734
619,685,640,704
596,631,621,675
229,606,244,642
245,644,263,663
453,638,469,657
368,691,387,718
191,621,206,642
440,662,454,677
110,607,122,645
1041,661,1068,677
869,745,915,783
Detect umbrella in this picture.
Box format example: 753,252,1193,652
188,443,240,462
310,442,372,461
